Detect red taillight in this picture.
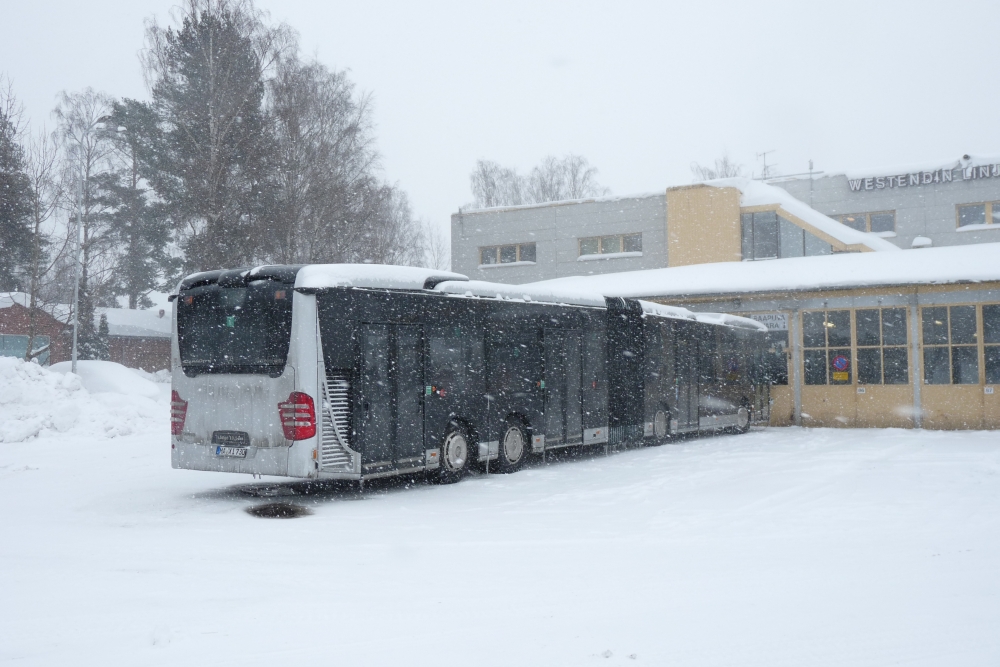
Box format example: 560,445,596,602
278,392,316,441
170,390,188,436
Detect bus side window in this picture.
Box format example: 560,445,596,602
428,330,466,396
698,328,718,384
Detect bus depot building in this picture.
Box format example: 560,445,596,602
451,154,1000,284
526,243,1000,430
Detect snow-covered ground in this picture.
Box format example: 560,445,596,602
1,361,999,666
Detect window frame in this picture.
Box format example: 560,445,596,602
835,211,896,234
854,307,909,385
956,202,1000,229
578,233,643,257
801,309,854,386
920,304,984,385
478,242,537,266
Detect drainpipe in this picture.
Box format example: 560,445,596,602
910,301,922,428
790,308,802,426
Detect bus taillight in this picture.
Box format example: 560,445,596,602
278,392,317,441
170,390,188,435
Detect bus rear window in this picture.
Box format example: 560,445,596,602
177,281,294,375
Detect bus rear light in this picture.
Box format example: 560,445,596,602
170,390,188,435
278,392,317,441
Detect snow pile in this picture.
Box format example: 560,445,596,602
0,358,166,443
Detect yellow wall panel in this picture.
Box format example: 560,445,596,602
666,185,742,267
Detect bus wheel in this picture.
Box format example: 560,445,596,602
653,407,670,444
435,424,470,484
734,405,751,434
496,419,528,474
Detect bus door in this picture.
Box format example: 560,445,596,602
358,324,425,471
673,327,699,431
543,329,583,447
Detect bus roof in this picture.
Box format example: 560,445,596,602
176,263,766,332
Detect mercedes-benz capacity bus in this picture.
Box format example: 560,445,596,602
170,265,770,483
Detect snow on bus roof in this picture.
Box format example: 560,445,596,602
702,177,899,253
295,264,469,291
433,279,608,308
523,242,1000,299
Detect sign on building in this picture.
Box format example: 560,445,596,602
748,313,788,331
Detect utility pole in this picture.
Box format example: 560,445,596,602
808,159,815,209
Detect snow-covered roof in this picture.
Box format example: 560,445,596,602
456,191,664,215
433,279,607,308
295,264,468,291
0,292,71,321
94,307,172,339
523,243,1000,299
701,177,899,253
768,153,1000,181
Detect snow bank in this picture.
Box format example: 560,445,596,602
0,358,165,443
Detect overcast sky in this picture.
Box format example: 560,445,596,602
3,0,999,238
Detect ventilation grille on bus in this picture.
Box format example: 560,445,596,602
320,372,354,471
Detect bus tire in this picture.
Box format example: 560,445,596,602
495,418,528,474
653,406,670,445
434,422,471,484
734,404,751,434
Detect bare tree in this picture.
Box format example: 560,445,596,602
470,154,609,209
53,89,118,305
22,129,66,361
140,0,294,270
421,221,450,271
690,152,745,181
469,159,526,208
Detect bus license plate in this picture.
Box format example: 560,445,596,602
216,446,247,458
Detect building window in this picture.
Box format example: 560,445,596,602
0,334,50,365
742,211,832,261
802,310,852,385
835,211,895,234
982,305,1000,384
922,306,979,384
855,308,909,384
957,202,1000,228
578,233,641,256
479,242,536,266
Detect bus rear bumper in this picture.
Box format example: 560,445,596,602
171,439,293,477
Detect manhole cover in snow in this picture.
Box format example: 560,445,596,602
245,502,312,519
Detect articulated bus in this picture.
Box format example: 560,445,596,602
170,265,770,483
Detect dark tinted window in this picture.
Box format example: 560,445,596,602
804,349,826,385
870,212,895,233
857,348,881,384
923,347,950,385
883,348,909,384
803,311,826,348
826,311,851,347
952,346,979,384
984,305,1000,344
177,280,293,375
882,309,907,346
856,309,880,346
922,307,948,345
752,211,778,260
519,243,536,262
985,346,1000,384
950,306,977,344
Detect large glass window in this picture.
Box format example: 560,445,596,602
743,211,831,260
922,306,979,384
983,305,1000,384
480,242,536,265
855,308,908,385
578,233,642,257
802,310,852,385
0,334,51,365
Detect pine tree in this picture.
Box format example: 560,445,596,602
140,0,286,271
96,313,110,361
76,276,101,360
0,86,34,291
